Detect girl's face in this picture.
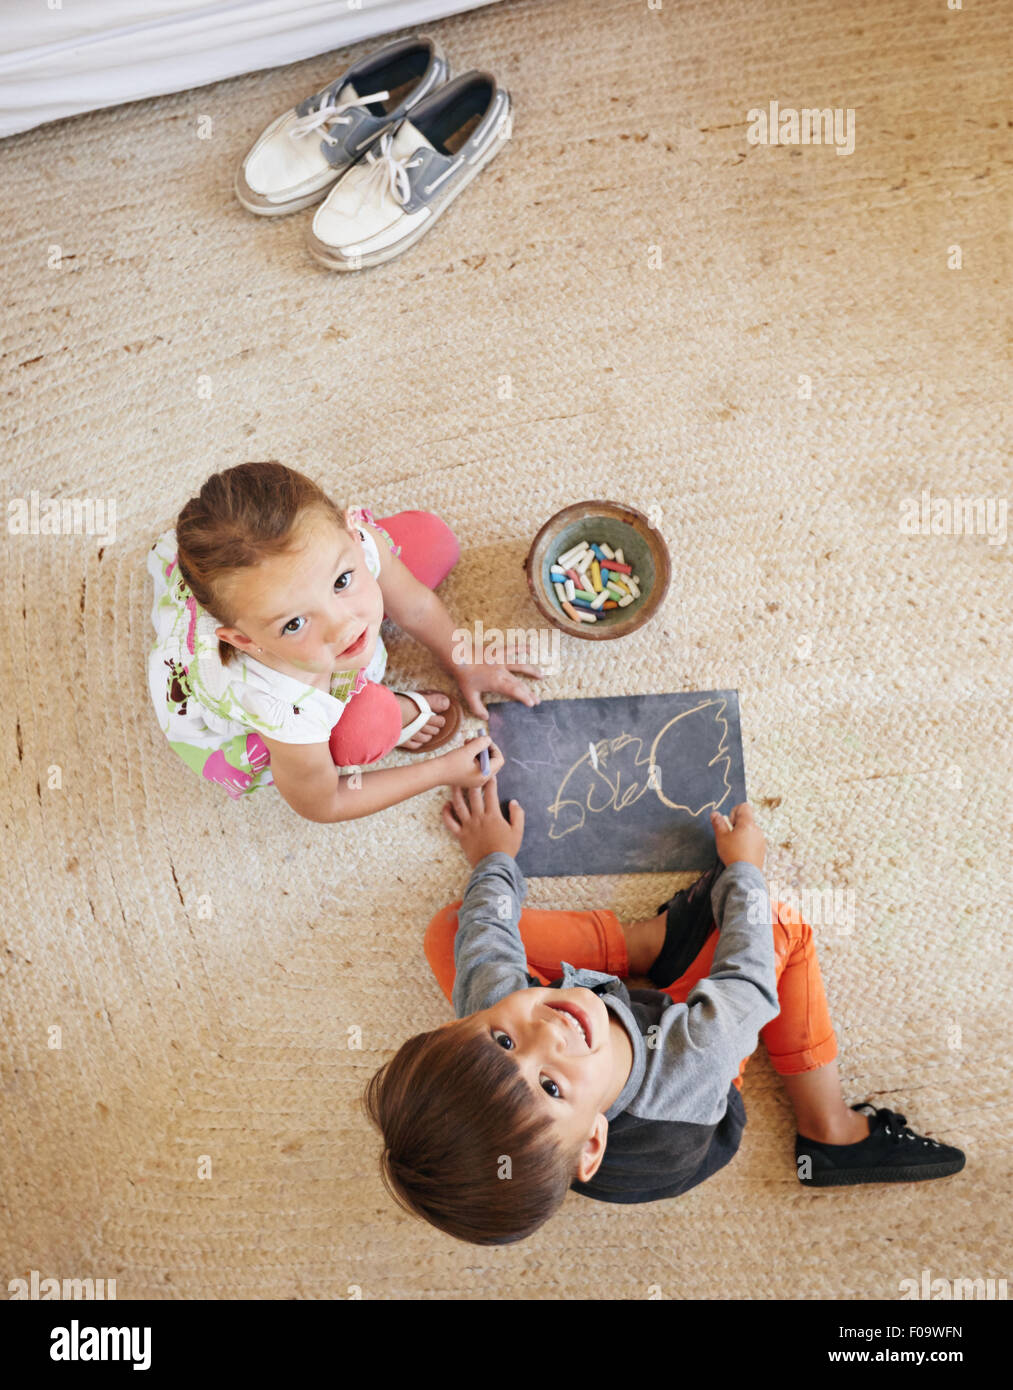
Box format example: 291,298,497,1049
215,508,384,678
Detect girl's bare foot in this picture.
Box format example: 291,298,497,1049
396,691,451,749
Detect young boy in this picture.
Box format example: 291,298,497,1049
364,778,965,1245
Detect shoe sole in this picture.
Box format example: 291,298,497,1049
235,168,338,217
655,862,721,915
305,94,512,271
798,1156,966,1187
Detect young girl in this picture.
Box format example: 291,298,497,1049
146,461,541,820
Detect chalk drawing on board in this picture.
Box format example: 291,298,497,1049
545,697,734,840
488,690,747,876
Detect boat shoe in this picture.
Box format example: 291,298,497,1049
235,35,449,215
305,70,512,270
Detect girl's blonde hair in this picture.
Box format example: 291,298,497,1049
175,461,346,665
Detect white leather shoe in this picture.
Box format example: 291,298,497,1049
235,36,449,216
306,71,512,269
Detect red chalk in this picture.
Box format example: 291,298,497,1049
565,567,582,587
604,558,632,574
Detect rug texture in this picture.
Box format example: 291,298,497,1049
1,0,1009,1300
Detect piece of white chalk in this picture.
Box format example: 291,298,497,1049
558,542,589,567
551,538,644,620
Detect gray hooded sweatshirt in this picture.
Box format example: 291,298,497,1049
451,853,779,1204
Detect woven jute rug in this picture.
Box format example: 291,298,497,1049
2,0,1008,1299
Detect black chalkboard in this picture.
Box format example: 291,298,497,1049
487,691,747,877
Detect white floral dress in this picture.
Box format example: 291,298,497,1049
146,507,397,799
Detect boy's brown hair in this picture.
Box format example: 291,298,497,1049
174,461,347,665
363,1019,582,1245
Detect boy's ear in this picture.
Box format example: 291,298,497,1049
573,1114,609,1184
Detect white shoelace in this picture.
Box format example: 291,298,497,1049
348,128,426,213
288,89,390,145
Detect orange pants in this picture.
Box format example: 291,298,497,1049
424,898,838,1090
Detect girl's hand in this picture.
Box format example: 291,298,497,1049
442,775,526,866
437,736,505,788
453,661,543,719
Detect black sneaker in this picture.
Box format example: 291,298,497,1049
647,861,724,987
796,1103,966,1187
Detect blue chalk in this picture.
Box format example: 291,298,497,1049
479,746,490,776
590,543,607,561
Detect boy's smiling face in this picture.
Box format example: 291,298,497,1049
455,984,634,1182
215,508,384,678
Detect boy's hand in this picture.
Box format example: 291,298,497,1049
711,802,766,870
442,775,525,866
453,660,542,719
